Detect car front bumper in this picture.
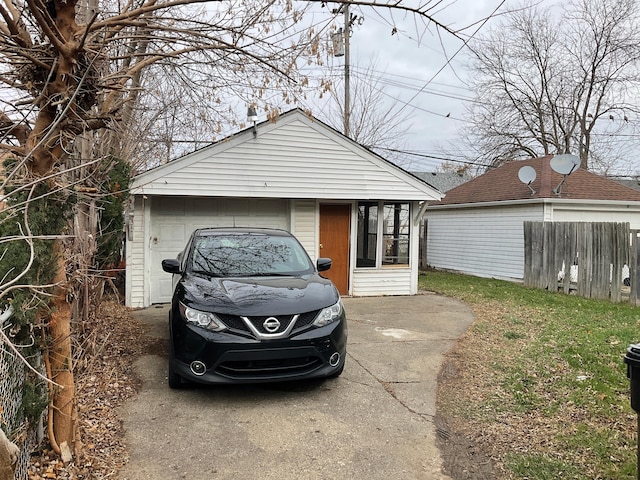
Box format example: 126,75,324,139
170,318,347,384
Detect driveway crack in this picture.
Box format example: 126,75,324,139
348,353,434,421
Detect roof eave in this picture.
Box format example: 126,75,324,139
428,197,640,210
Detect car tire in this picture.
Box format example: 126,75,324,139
167,353,184,389
327,361,345,379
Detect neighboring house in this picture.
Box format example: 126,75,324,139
425,155,640,281
410,171,472,193
126,109,443,308
411,171,473,269
616,178,640,192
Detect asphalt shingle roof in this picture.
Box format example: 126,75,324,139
433,155,640,205
410,171,472,193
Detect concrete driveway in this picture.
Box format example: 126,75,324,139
119,292,474,480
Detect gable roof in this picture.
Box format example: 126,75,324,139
433,155,640,206
410,171,472,193
616,178,640,192
130,109,443,202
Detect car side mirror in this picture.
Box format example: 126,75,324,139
162,259,182,274
317,257,332,272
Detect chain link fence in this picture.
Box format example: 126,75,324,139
1,340,44,480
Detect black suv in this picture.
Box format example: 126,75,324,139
161,227,347,388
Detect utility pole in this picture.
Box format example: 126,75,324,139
343,2,350,138
332,2,357,137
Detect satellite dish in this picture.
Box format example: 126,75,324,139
518,166,537,195
550,154,580,194
518,166,537,184
550,154,580,175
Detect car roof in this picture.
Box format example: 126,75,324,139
193,227,292,237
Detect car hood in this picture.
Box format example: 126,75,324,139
177,273,339,316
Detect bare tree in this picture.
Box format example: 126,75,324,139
0,0,328,457
320,57,412,162
0,0,496,460
463,0,640,171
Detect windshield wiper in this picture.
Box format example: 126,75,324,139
249,272,293,277
191,270,222,277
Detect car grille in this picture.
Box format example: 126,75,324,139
217,309,321,337
216,356,323,378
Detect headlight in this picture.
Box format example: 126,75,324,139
313,299,343,327
179,303,226,332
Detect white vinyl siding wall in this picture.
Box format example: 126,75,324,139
550,202,640,228
426,204,544,281
126,196,148,308
132,119,437,202
292,199,317,261
352,268,413,296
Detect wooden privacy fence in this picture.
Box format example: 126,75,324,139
524,222,640,304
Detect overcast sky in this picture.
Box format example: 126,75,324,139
304,0,510,172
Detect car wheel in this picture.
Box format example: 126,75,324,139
327,361,345,379
167,352,184,389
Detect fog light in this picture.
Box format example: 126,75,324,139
329,352,341,367
190,361,207,376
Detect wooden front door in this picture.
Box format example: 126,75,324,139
319,204,351,295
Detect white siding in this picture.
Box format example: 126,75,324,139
131,114,442,202
426,204,544,280
352,268,413,296
550,202,640,228
292,199,317,260
126,196,290,306
126,196,148,308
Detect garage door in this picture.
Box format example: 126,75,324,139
149,197,290,304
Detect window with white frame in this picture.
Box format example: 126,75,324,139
356,202,377,267
356,201,410,267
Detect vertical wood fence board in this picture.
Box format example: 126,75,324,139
589,223,598,298
594,223,608,300
523,221,532,287
598,223,607,298
543,223,553,290
576,223,589,297
566,222,578,295
610,223,618,302
611,223,619,302
552,223,563,292
595,223,605,298
420,220,428,270
610,223,627,303
631,231,639,306
532,222,543,289
523,222,530,286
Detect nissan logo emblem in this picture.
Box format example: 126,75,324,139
263,317,281,333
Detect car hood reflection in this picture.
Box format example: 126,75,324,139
179,273,338,316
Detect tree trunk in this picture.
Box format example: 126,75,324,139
30,0,82,455
47,241,76,453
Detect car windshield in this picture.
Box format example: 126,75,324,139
190,233,315,277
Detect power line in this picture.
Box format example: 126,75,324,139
377,146,487,168
395,0,508,117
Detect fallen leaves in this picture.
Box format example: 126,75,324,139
28,298,155,479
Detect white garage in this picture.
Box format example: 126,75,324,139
425,155,640,281
146,197,289,303
126,109,443,308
